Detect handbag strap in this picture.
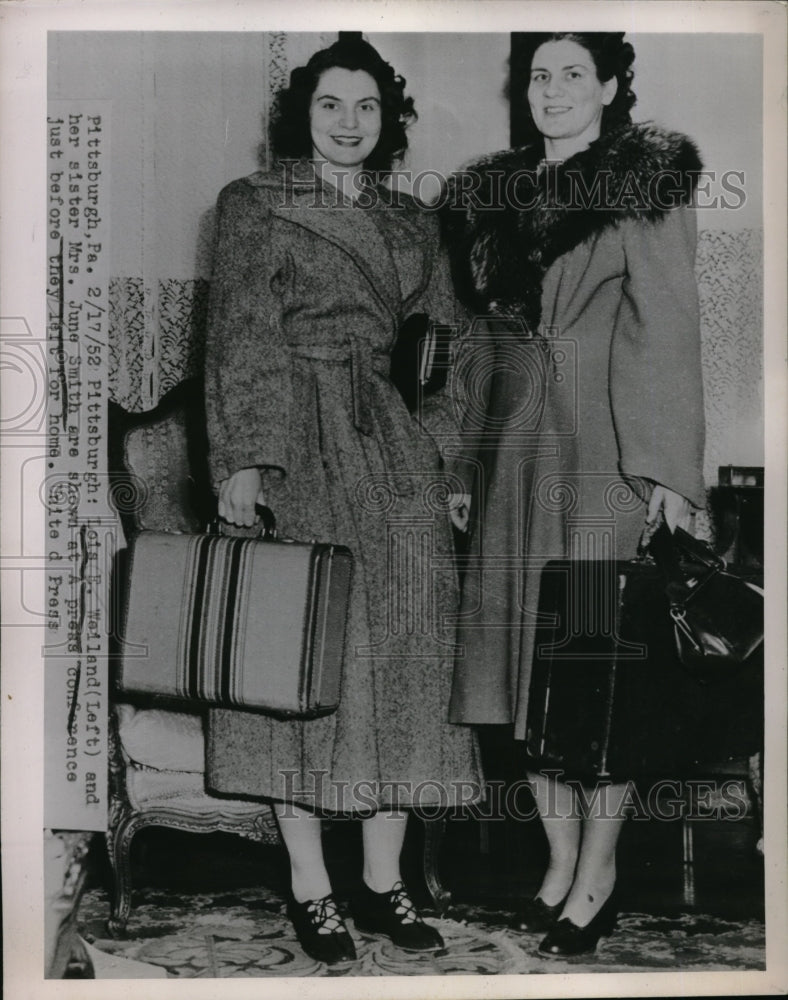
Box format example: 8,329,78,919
647,521,722,604
647,520,761,665
645,523,712,654
671,526,726,570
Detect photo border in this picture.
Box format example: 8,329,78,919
2,1,786,997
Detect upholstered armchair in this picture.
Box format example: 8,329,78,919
106,702,281,935
106,380,282,936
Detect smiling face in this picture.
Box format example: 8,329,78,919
527,39,617,151
309,67,382,169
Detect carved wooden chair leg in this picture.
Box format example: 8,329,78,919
106,810,145,938
422,817,451,913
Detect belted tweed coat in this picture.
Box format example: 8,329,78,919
204,164,481,811
444,124,707,740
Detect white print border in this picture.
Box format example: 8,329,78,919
1,4,785,1000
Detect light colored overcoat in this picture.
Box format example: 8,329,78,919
204,164,481,810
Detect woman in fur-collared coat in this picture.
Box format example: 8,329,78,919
444,33,705,957
203,38,481,965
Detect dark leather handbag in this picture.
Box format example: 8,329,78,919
389,312,451,412
648,523,763,682
526,526,764,779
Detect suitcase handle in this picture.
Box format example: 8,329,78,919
210,503,278,539
255,503,277,538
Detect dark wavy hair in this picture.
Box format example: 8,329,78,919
269,37,416,174
513,32,636,145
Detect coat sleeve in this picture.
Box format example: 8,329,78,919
611,207,706,507
204,182,293,489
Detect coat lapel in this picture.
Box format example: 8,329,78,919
268,167,402,322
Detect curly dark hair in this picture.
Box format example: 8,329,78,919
269,36,416,174
513,32,636,145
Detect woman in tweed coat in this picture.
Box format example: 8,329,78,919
445,33,705,957
204,38,481,964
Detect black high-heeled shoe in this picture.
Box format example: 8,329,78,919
353,880,444,951
511,893,569,933
537,888,618,958
286,893,357,965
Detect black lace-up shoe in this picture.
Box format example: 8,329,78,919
353,880,444,951
286,893,357,965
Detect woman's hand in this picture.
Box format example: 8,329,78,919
449,492,472,532
218,468,266,527
646,484,691,533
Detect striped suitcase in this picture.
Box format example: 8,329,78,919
119,530,353,716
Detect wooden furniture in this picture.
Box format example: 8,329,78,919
106,703,282,936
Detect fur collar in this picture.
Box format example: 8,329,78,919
442,122,703,329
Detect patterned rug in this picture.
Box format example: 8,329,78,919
77,884,765,978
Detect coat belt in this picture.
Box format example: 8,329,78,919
291,342,388,437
